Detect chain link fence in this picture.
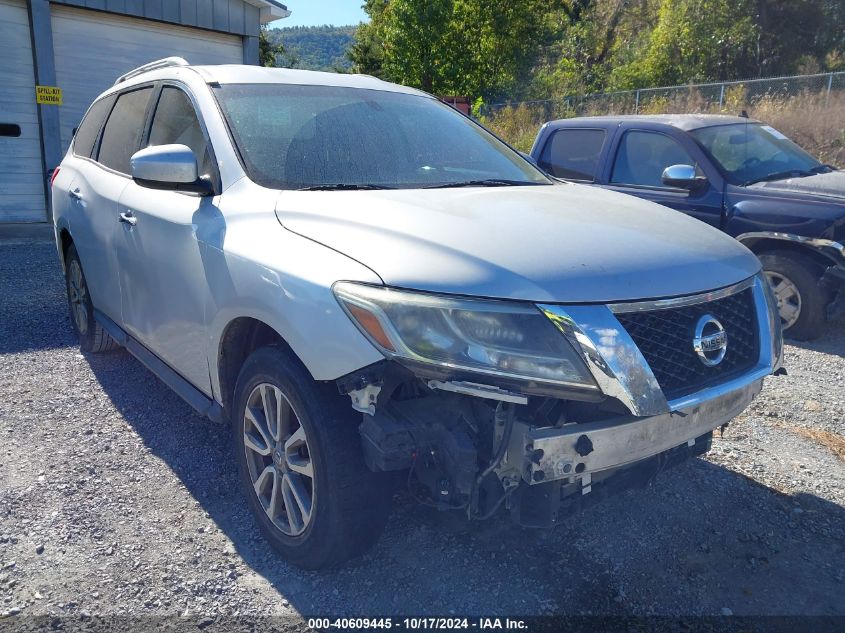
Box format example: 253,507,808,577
479,72,845,165
481,72,845,120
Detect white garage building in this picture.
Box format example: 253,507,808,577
0,0,289,223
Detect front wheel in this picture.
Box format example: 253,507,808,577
232,345,391,569
759,251,828,341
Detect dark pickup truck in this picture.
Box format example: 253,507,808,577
530,114,845,339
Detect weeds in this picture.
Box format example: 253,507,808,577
483,89,845,165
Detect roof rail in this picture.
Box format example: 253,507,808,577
115,57,189,85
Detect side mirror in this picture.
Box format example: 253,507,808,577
661,164,707,190
130,144,213,195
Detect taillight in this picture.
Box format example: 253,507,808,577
50,167,60,187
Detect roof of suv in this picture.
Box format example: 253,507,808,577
547,114,760,131
189,64,428,96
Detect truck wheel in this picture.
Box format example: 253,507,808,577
232,345,391,569
759,251,827,341
64,244,118,353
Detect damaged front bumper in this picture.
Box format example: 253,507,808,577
344,273,782,524
523,378,762,486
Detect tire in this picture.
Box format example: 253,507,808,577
232,345,391,569
758,250,828,341
64,243,119,353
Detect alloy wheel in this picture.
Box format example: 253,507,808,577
242,383,314,536
68,260,89,335
765,271,802,330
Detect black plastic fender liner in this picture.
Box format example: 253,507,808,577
821,265,845,320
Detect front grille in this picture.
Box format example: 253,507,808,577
614,288,759,400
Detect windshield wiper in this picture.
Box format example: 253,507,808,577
424,179,543,189
295,183,394,191
743,170,814,186
810,164,838,174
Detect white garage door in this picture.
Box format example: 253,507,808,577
52,6,244,153
0,0,46,223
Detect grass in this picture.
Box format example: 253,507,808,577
482,103,551,154
482,89,845,165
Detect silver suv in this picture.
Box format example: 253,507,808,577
52,59,783,569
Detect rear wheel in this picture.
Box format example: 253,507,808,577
64,244,118,353
759,251,827,341
232,345,391,569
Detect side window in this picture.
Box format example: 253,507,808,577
611,131,695,188
539,129,606,181
73,94,116,159
97,87,154,174
148,87,212,177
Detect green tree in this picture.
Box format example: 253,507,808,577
609,0,759,88
350,0,845,103
274,25,356,71
532,0,645,97
348,0,389,76
259,25,285,67
447,0,551,99
755,0,839,75
351,0,553,99
380,0,454,93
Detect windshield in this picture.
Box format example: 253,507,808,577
691,123,822,185
213,84,550,190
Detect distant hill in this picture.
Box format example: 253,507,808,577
268,25,357,72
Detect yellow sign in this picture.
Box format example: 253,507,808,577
36,86,63,105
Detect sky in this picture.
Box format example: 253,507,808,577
274,1,368,28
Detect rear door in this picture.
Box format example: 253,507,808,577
115,84,219,395
70,86,155,322
603,128,724,227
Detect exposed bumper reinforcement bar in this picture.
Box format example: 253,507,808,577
523,378,763,484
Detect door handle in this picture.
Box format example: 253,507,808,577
119,211,137,226
69,187,83,201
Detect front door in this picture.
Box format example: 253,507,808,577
604,129,724,228
115,85,219,395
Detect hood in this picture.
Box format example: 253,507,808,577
749,170,845,201
275,183,761,303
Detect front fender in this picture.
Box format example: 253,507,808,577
203,216,385,402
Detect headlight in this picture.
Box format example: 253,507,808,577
333,282,598,392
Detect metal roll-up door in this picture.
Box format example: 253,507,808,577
0,0,46,223
52,5,244,153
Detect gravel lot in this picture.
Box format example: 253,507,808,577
1,238,843,627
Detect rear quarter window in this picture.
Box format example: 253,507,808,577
72,94,116,159
539,128,606,181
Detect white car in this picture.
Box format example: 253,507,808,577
52,58,783,569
